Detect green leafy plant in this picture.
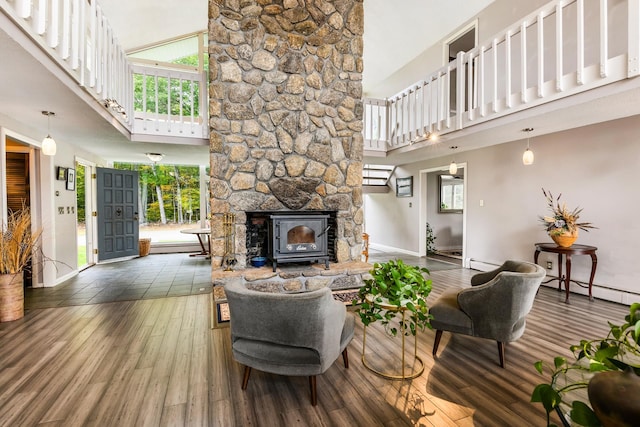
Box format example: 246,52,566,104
355,260,432,337
425,223,437,255
531,303,640,426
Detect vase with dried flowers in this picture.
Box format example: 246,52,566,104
539,188,596,247
0,207,42,322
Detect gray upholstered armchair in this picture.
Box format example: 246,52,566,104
430,260,546,368
224,281,355,406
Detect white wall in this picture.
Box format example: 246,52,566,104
364,115,640,303
51,140,105,282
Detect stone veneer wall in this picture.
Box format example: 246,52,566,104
208,0,364,269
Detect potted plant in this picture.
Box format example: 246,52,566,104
0,207,42,322
531,303,640,427
425,223,437,255
355,259,432,336
540,188,596,247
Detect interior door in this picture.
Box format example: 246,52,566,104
97,167,139,261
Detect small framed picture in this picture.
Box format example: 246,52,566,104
57,167,67,181
66,168,76,191
396,176,413,197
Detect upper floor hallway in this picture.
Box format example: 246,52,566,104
363,0,640,164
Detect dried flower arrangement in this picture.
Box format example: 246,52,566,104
539,188,596,236
1,207,42,275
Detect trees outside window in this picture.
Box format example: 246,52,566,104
114,163,202,243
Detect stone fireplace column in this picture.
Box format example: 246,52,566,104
208,0,364,269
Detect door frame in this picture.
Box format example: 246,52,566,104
75,157,97,268
418,162,467,266
1,126,56,287
442,20,478,65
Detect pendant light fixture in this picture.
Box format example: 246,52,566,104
522,127,534,165
145,152,164,163
41,111,57,156
449,146,458,175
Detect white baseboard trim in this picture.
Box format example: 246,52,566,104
468,259,501,272
369,243,420,257
150,243,200,254
50,270,78,287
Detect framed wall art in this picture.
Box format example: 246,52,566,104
66,168,75,191
396,176,413,197
56,166,67,181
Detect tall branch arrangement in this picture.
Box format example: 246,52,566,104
0,208,42,275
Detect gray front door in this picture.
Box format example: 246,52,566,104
97,167,139,261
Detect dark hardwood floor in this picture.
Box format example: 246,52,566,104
0,267,630,426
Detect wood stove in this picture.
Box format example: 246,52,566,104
268,214,330,271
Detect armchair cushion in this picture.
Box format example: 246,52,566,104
430,260,545,367
431,260,546,342
225,281,354,376
429,289,473,335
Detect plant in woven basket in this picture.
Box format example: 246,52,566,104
355,259,432,337
1,207,42,275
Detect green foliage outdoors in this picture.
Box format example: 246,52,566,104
133,55,202,116
75,163,202,226
76,165,85,222
531,303,640,426
355,260,433,337
113,163,201,225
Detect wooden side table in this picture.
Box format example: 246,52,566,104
534,243,598,303
180,228,211,258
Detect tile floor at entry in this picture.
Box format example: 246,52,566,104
24,251,461,311
25,253,212,310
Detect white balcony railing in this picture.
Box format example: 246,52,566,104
1,0,208,140
131,64,207,139
364,0,640,153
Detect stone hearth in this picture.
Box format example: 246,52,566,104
208,0,365,274
211,260,371,293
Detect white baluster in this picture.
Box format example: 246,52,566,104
492,39,498,112
576,0,584,85
520,22,527,104
36,0,46,35
600,0,608,78
537,12,544,98
61,0,70,59
48,0,59,48
556,3,563,91
505,30,512,108
16,0,32,19
479,46,485,117
628,0,640,77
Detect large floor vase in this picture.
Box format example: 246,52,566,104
0,273,24,322
550,230,578,247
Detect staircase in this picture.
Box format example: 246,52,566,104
362,164,395,193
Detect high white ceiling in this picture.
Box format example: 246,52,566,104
0,0,496,166
98,0,494,94
5,0,636,168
